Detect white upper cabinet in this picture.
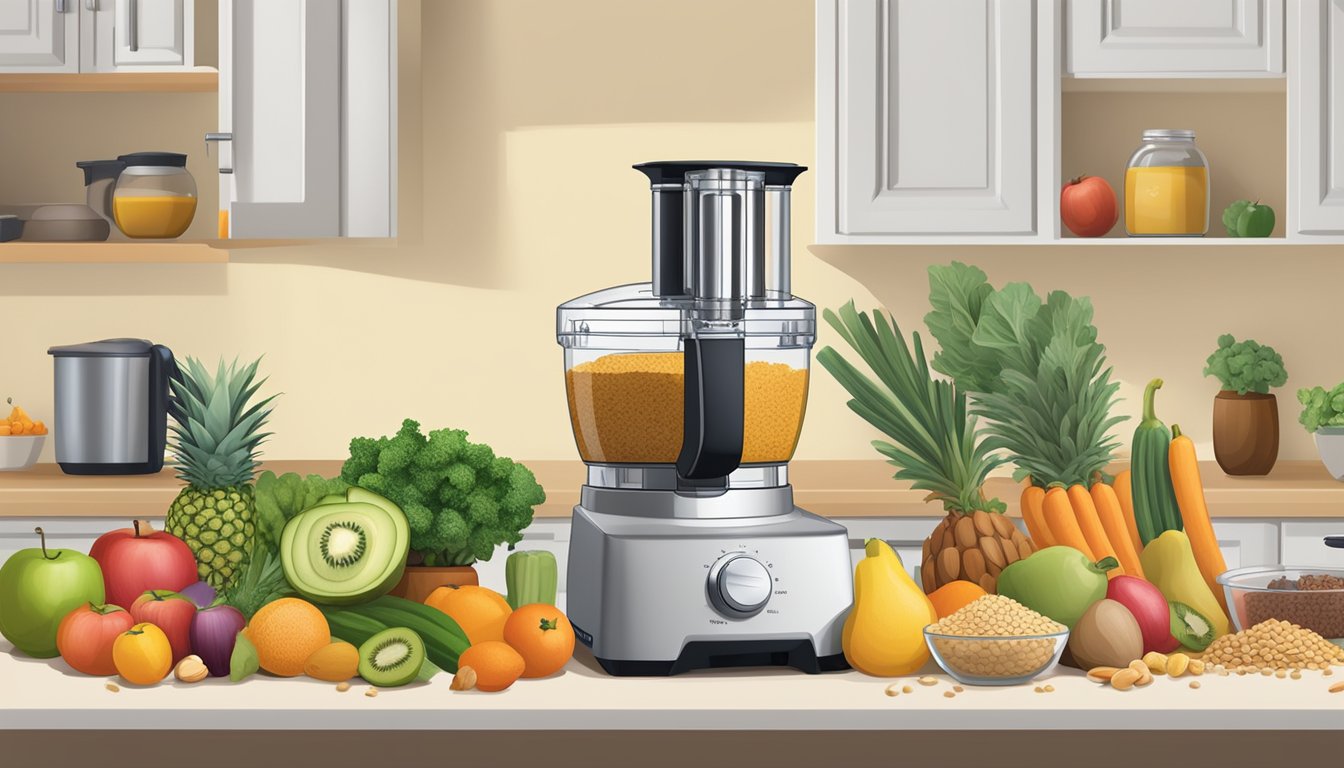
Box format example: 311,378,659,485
87,0,194,70
0,0,80,73
217,0,397,239
817,0,1039,241
1067,0,1284,76
1289,0,1344,235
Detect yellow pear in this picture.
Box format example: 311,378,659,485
842,538,937,677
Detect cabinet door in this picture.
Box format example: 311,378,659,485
85,0,193,71
0,0,79,72
219,0,341,238
1281,521,1344,566
1067,0,1284,76
1211,520,1279,569
1289,0,1344,235
819,0,1036,237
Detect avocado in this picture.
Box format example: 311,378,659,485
280,499,410,605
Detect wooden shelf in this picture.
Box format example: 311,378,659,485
1062,76,1286,94
0,70,218,94
3,459,1343,521
0,241,228,264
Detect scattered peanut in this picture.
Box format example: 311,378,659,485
336,682,351,693
917,676,939,687
943,691,956,699
884,684,901,697
1325,668,1334,677
1189,681,1201,689
450,666,479,691
1111,668,1141,691
1188,658,1206,676
1329,681,1344,693
1291,670,1302,680
173,655,208,684
1167,653,1190,678
1043,684,1055,692
1033,686,1044,693
1142,651,1168,675
1130,659,1153,686
1087,666,1121,684
953,685,964,693
104,683,119,693
902,685,914,694
364,688,379,698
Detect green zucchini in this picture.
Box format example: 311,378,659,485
506,550,558,609
345,596,471,673
1131,378,1183,544
319,606,386,649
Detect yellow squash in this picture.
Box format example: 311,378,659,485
842,538,937,676
1138,530,1229,638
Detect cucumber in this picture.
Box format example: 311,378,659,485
319,606,387,648
506,550,558,609
335,596,470,673
1131,378,1183,545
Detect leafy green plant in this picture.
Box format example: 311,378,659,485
341,419,546,566
817,301,1007,515
1297,384,1344,432
1203,334,1287,395
923,262,1126,487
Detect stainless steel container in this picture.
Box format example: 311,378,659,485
47,339,176,475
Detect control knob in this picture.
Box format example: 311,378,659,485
707,554,772,617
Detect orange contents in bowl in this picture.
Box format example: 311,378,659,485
113,195,198,238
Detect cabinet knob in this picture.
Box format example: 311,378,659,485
205,133,234,174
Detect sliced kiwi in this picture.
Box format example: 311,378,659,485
280,497,409,605
358,627,425,687
1170,601,1216,651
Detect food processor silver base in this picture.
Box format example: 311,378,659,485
566,502,853,676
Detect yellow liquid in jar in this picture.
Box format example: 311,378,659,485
1125,166,1207,235
113,196,198,239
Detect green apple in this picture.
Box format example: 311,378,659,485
1222,199,1276,237
0,527,105,658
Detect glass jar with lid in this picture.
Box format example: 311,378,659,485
1125,129,1209,236
112,152,198,239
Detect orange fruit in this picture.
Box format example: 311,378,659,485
927,580,988,619
458,640,525,692
246,597,330,677
503,604,575,678
304,640,360,682
425,585,512,645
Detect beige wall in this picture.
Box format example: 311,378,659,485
0,1,1335,470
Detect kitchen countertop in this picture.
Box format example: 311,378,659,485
2,639,1340,732
4,460,1344,519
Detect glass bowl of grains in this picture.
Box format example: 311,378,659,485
1217,566,1344,640
923,594,1069,686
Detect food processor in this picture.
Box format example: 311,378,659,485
556,161,853,676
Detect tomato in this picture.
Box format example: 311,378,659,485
57,602,135,676
502,604,575,678
112,623,173,685
1060,175,1118,237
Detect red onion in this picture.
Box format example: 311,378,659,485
189,605,246,677
180,581,217,609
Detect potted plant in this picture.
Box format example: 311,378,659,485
1203,334,1288,475
1298,383,1344,480
340,419,546,603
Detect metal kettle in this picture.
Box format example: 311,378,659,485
47,339,176,475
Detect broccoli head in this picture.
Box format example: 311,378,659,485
340,419,545,566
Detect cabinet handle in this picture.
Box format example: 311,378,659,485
128,0,138,52
56,0,67,13
85,0,95,11
205,133,234,174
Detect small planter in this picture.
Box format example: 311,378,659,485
389,565,479,604
1313,427,1344,481
1212,391,1279,476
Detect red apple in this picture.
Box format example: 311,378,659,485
90,520,197,610
130,590,196,664
1106,575,1180,654
1060,175,1118,237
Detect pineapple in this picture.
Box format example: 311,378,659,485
164,357,276,589
817,302,1032,596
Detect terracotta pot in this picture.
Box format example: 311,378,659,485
389,565,478,604
1212,391,1279,476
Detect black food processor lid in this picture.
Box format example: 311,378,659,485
48,338,154,357
633,160,807,186
117,152,188,168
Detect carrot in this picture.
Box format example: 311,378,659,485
1113,469,1143,555
1068,484,1122,577
1042,486,1095,560
1091,482,1144,579
1169,425,1229,613
1019,485,1053,548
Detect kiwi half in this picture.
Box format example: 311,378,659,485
1170,600,1216,651
279,489,410,605
358,627,425,687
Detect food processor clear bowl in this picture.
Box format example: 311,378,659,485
557,283,816,466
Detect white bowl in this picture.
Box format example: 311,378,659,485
1314,427,1344,480
0,435,45,471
